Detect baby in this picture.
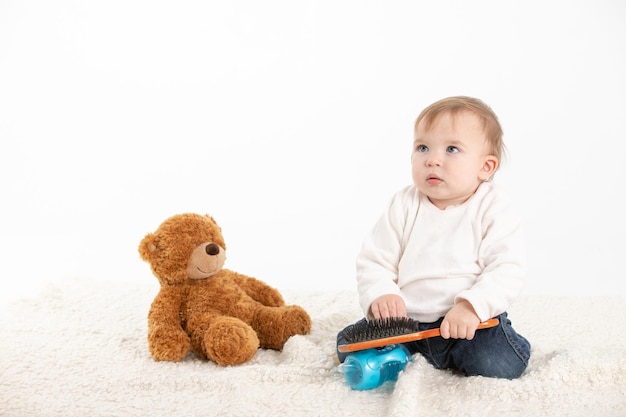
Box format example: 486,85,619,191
337,96,530,379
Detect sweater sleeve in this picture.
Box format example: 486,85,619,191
356,187,414,317
455,188,527,321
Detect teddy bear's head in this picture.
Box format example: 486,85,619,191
139,213,227,285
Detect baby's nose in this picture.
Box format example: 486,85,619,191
426,156,442,166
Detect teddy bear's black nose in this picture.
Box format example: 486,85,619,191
205,243,220,256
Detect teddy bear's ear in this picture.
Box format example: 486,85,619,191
138,232,158,261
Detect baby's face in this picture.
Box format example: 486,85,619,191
411,110,497,210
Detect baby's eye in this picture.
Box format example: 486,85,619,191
416,144,428,152
446,146,459,153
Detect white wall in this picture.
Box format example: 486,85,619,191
1,0,625,305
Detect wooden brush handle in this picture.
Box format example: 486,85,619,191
338,318,500,353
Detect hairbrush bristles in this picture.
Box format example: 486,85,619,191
341,317,421,343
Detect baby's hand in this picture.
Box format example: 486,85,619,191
440,300,480,340
369,294,407,319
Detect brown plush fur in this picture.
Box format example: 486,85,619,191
139,213,312,366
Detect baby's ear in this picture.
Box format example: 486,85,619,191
479,155,498,180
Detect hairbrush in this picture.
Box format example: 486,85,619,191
337,317,500,353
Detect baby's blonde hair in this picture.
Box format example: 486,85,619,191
414,96,506,170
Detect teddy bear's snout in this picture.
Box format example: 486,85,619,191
205,243,220,256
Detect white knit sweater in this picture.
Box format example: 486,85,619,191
356,181,526,322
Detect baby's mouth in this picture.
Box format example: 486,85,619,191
426,174,443,185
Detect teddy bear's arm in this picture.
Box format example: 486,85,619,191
228,271,286,307
147,286,190,362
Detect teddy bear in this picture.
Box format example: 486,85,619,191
138,212,312,366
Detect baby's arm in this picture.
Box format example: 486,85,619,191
369,294,407,319
357,187,416,320
440,299,480,340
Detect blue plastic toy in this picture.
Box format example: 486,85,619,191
338,344,411,390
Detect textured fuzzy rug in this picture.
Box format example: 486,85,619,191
1,277,625,417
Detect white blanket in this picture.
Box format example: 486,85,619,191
1,277,625,417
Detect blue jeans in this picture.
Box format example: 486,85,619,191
336,312,530,379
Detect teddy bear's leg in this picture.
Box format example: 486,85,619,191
251,305,312,350
189,315,260,366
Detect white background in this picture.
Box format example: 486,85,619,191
1,0,625,306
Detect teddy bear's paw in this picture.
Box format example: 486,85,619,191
148,326,191,362
282,305,313,337
254,306,312,350
256,287,286,307
204,317,260,366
